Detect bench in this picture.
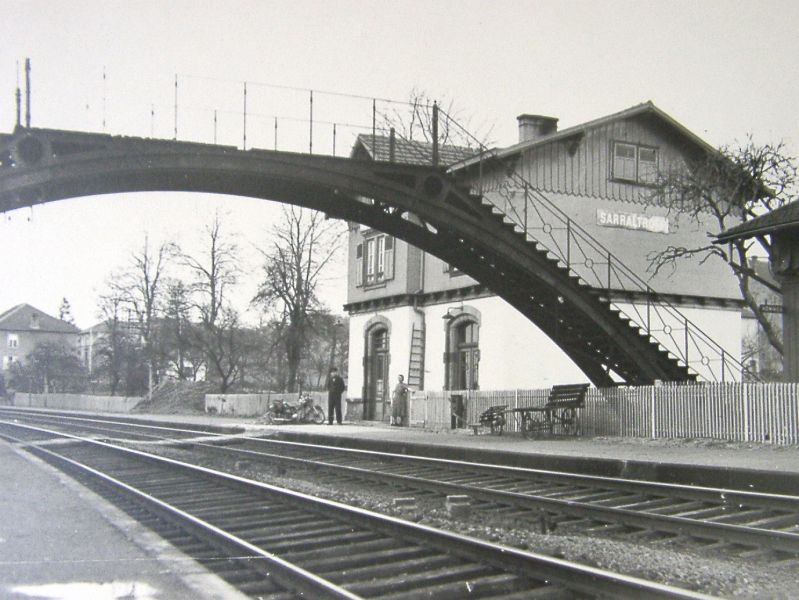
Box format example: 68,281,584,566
513,383,589,437
471,405,508,435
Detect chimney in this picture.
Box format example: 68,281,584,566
517,114,558,143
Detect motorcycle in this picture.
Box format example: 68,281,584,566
262,393,326,425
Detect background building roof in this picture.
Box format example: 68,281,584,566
352,134,476,166
0,304,79,334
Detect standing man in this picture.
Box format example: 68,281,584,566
326,367,346,425
391,374,409,426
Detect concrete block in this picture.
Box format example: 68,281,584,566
445,494,471,518
393,497,417,511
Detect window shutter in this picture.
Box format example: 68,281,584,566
638,147,657,184
355,243,363,287
366,238,376,283
384,237,394,280
377,236,385,277
613,142,637,181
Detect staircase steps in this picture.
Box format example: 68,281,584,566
464,190,694,383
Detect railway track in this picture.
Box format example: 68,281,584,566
3,407,798,566
0,419,712,599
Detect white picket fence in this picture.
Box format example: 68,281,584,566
410,382,799,445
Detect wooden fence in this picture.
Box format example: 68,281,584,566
410,382,799,445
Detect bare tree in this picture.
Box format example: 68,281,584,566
163,279,195,380
113,235,177,398
182,212,244,393
252,206,344,392
380,87,493,152
649,137,797,359
94,291,142,396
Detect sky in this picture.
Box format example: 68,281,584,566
1,0,799,329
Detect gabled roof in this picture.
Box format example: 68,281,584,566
352,134,476,166
715,200,799,242
449,101,717,170
0,304,79,334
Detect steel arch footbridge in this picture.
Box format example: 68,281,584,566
0,126,741,386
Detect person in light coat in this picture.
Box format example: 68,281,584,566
391,374,409,426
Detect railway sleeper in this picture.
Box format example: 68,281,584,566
219,514,329,532
321,554,460,583
259,529,380,553
280,538,408,563
301,546,433,572
374,572,536,600
705,508,775,525
244,523,356,544
197,507,296,526
344,563,501,596
234,580,294,598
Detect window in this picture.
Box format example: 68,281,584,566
7,334,18,349
355,234,394,286
447,318,479,390
612,141,658,184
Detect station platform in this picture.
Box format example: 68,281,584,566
0,440,246,600
117,411,799,495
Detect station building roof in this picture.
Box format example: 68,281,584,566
715,200,799,243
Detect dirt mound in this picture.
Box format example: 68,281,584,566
132,380,216,414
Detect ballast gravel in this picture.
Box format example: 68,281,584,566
140,445,799,599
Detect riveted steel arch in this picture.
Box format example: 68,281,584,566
0,127,695,387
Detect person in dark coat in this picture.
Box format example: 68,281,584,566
326,367,346,424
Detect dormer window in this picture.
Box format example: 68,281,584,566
30,313,40,329
612,141,658,184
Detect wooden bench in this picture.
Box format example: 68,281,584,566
471,405,508,435
513,383,589,437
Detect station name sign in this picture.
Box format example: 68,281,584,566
596,209,669,234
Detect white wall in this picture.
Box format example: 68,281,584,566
348,296,742,398
613,300,743,381
423,297,587,390
16,393,141,412
347,306,417,401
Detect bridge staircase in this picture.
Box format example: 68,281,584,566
428,116,748,384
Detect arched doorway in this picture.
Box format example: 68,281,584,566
364,325,390,420
446,316,480,390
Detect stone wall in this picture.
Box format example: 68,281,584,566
15,393,141,413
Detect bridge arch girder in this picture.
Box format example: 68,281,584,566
0,127,693,386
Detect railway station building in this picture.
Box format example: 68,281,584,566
343,102,744,421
